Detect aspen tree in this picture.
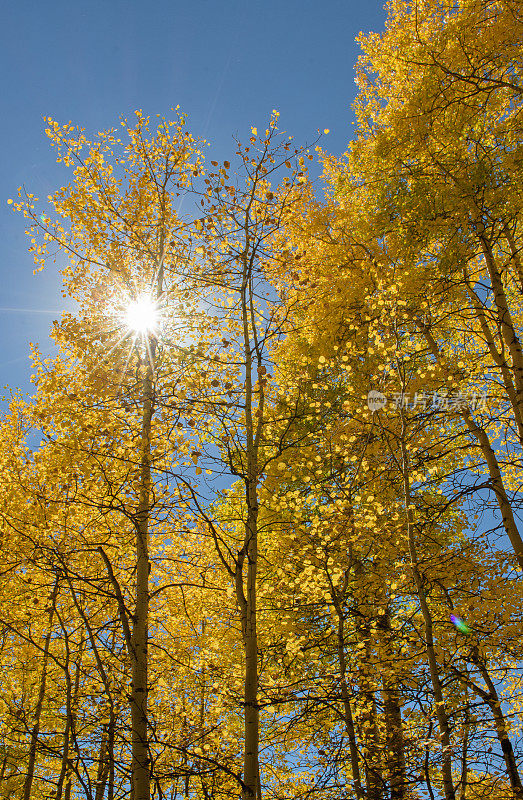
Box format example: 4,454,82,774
12,110,201,800
345,0,523,572
179,116,316,800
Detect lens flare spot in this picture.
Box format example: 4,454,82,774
450,614,471,635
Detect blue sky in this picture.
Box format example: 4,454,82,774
1,0,386,395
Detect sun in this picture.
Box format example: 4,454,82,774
124,296,159,335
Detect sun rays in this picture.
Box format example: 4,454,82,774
124,296,159,336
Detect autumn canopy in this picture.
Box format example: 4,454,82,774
2,2,523,800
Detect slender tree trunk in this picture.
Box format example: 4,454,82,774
55,710,70,800
459,685,469,800
197,620,208,799
383,682,406,800
424,719,436,800
400,433,455,800
469,651,523,798
94,726,109,800
463,267,523,445
237,478,260,800
236,256,262,800
353,559,382,800
379,611,406,800
64,636,84,800
97,332,157,800
479,234,523,418
67,583,119,800
461,410,523,569
131,347,155,800
419,322,523,568
503,226,523,294
23,576,59,800
106,709,116,800
333,591,364,800
234,512,259,800
129,258,164,800
54,627,73,800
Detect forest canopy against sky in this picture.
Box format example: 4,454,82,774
2,2,523,800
